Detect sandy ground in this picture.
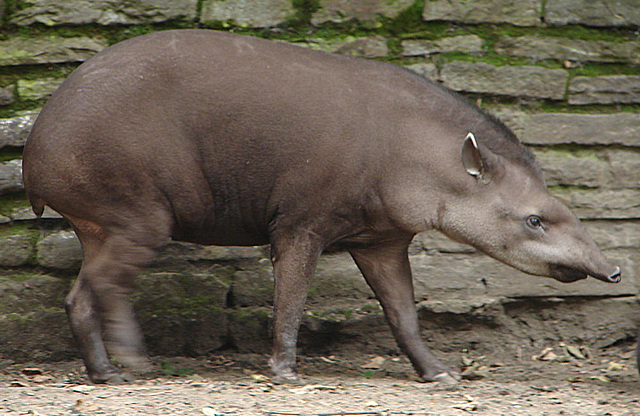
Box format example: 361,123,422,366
1,342,639,416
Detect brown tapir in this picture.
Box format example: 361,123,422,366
22,29,621,385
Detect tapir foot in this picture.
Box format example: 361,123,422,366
88,368,135,385
271,370,306,386
420,366,461,385
432,371,461,385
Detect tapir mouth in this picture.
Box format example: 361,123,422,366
550,264,621,284
550,265,588,283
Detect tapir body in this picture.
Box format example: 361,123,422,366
22,30,620,384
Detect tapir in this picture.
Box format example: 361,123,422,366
22,29,621,384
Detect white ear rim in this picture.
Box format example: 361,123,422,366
465,132,478,149
462,132,483,177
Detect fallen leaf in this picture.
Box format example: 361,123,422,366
361,356,386,370
289,384,337,394
71,385,96,394
461,355,474,367
22,368,43,376
540,351,559,361
452,402,478,412
606,361,626,372
461,363,490,380
249,374,269,383
74,399,99,412
565,345,586,360
590,375,611,383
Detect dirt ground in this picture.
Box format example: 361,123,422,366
1,341,639,416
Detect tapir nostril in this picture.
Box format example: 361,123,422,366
607,266,621,283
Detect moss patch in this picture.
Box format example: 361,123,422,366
0,193,30,217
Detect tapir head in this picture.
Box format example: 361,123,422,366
442,132,620,284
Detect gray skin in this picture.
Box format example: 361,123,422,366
22,30,621,385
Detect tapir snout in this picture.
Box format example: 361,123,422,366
550,262,620,284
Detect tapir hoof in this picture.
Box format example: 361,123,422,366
89,370,135,385
271,370,305,386
433,372,460,385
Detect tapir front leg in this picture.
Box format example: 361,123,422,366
269,232,323,383
350,239,460,384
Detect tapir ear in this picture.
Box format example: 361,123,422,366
461,133,485,178
461,132,502,183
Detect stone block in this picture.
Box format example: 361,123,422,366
0,36,107,66
404,63,438,80
290,36,388,58
0,160,24,195
310,253,374,305
568,75,640,105
311,0,414,25
585,221,640,252
231,262,274,307
201,0,295,28
411,230,476,254
133,271,230,356
607,148,640,189
0,111,39,149
550,188,640,220
486,106,528,137
440,61,568,100
544,0,640,27
11,205,63,221
401,35,485,56
0,234,33,267
423,0,542,26
521,113,640,147
0,309,74,362
154,241,266,265
227,307,272,353
0,275,69,313
495,36,640,64
535,151,610,188
534,147,640,190
331,36,388,58
0,85,14,106
11,0,197,26
17,78,63,101
36,231,82,270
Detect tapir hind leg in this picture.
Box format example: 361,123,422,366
66,216,169,384
349,239,460,384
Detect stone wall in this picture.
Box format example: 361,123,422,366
0,0,638,362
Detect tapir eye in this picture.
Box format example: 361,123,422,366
526,215,543,230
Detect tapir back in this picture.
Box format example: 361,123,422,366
24,29,472,246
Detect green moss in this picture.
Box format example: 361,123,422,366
533,146,603,161
0,147,22,162
0,193,30,217
569,62,640,77
288,0,321,27
158,359,195,377
384,0,429,36
0,221,34,237
529,100,640,114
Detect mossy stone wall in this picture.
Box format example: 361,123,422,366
0,0,638,361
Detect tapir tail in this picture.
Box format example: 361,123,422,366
29,197,46,217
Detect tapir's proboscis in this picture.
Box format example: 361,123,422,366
22,30,621,385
